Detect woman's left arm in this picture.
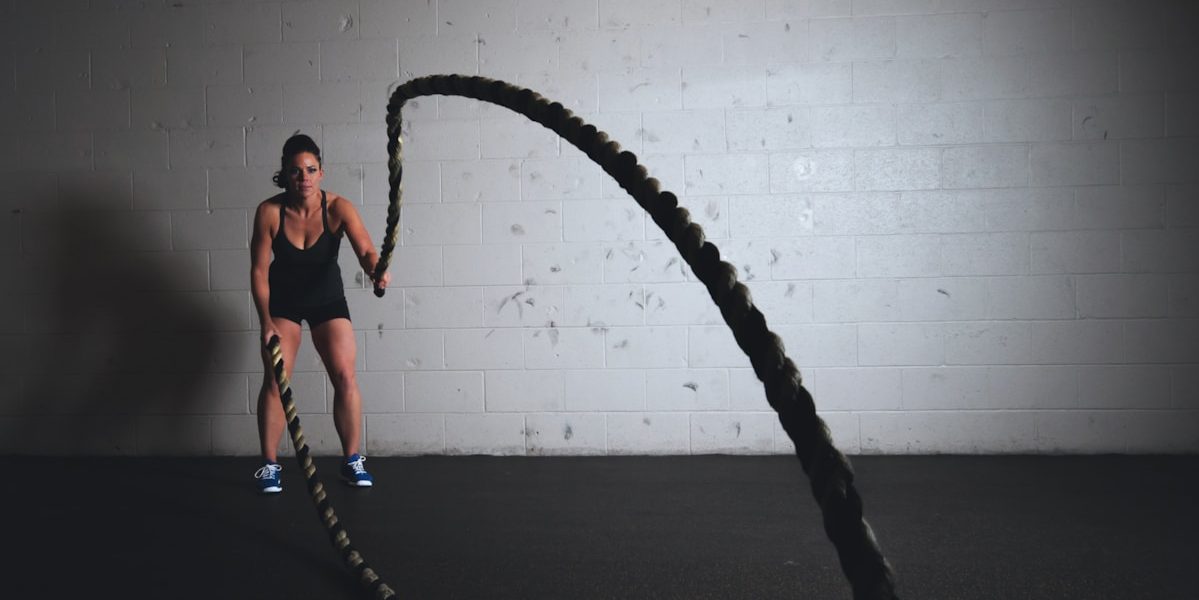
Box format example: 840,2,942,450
335,196,391,290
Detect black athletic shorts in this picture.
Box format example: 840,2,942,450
270,297,351,327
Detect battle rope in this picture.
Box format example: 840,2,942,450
265,335,396,600
370,75,899,600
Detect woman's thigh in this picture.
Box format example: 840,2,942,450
310,317,357,381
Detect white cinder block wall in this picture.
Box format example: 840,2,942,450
0,0,1196,456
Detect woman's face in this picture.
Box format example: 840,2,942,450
284,151,323,196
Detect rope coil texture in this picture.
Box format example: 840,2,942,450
266,335,396,600
371,75,899,600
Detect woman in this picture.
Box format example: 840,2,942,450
250,134,390,493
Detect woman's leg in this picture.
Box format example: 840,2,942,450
310,317,362,457
257,318,303,462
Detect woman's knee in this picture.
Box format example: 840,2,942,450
328,367,357,393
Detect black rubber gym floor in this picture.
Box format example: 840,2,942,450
3,455,1195,599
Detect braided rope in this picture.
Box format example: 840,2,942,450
370,75,899,600
265,336,396,600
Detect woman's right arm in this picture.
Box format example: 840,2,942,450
251,201,277,346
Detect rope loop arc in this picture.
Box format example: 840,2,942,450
371,74,900,600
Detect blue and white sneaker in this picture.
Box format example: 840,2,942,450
341,453,373,487
254,462,283,494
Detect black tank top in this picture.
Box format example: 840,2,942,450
268,191,344,307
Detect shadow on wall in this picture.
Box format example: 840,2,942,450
2,188,227,456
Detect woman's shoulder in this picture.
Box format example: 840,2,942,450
253,194,286,224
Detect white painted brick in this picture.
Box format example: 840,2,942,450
606,326,688,368
282,0,359,42
981,8,1071,56
209,250,249,291
854,147,941,191
442,159,520,203
729,194,813,238
603,240,689,283
132,88,205,130
852,59,940,104
1074,3,1163,51
766,63,852,105
479,30,557,75
368,414,444,455
859,324,944,366
0,89,54,132
481,116,560,159
1121,139,1199,185
897,102,986,145
599,0,677,27
278,414,352,457
280,82,361,124
562,284,645,327
944,322,1032,365
642,110,725,155
10,132,92,172
727,107,812,152
172,209,247,251
385,245,444,287
517,0,598,31
483,201,563,243
14,50,90,90
131,5,204,48
521,157,604,201
646,369,729,411
517,71,599,114
202,2,280,46
440,0,517,33
1036,410,1199,454
1030,142,1119,187
684,153,771,196
766,0,851,18
641,24,723,68
729,368,770,410
524,327,605,369
809,16,895,62
856,235,940,277
988,366,1076,409
648,196,727,241
1076,275,1168,319
644,282,722,326
1166,185,1199,228
397,32,479,80
598,68,682,112
1027,320,1124,365
564,368,645,411
977,187,1076,232
243,43,319,85
713,238,778,283
692,412,774,454
526,413,606,456
745,280,813,325
360,0,438,38
1167,92,1199,137
401,203,481,245
206,86,282,128
560,30,640,72
137,415,212,456
59,172,135,213
809,367,902,410
92,47,166,90
93,131,167,171
783,411,858,455
344,286,406,331
212,415,261,456
563,200,644,242
404,287,483,328
774,324,858,367
1074,95,1164,140
1171,276,1199,318
365,328,443,372
940,56,1029,101
134,169,207,211
724,20,809,64
1125,319,1199,364
942,144,1028,189
941,232,1028,276
245,124,322,167
682,65,767,109
345,371,405,414
442,244,522,286
690,326,743,367
445,328,524,370
982,98,1071,143
1030,231,1121,274
770,236,855,279
1173,366,1199,409
405,371,484,413
445,413,527,456
322,123,389,164
896,13,981,59
897,191,988,233
169,129,246,169
861,411,1038,454
606,412,690,455
769,150,855,193
818,190,907,235
575,111,645,163
1029,52,1119,97
985,275,1074,320
1075,185,1165,230
813,279,900,322
523,243,604,285
811,105,896,148
167,46,241,88
1078,365,1172,410
1118,49,1199,93
486,369,565,412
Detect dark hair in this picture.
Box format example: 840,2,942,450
271,133,323,189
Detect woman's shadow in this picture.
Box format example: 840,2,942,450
3,187,227,455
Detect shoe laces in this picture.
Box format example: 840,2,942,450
346,455,367,475
255,463,282,480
